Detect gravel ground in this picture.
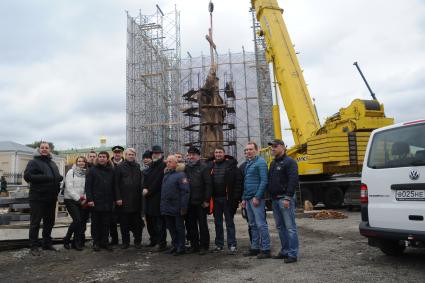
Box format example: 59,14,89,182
0,211,424,282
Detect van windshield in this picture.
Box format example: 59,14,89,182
367,123,425,169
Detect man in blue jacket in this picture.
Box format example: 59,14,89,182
268,139,299,263
160,155,190,256
242,142,271,259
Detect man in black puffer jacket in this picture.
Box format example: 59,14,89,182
24,142,63,256
208,147,243,254
115,148,144,249
85,151,115,252
184,146,213,255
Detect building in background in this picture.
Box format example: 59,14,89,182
0,141,65,185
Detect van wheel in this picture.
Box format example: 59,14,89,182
323,187,344,208
379,240,406,256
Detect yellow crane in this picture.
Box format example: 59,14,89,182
251,0,394,207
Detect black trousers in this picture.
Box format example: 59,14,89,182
120,211,144,244
186,204,210,250
145,214,167,246
80,207,92,244
64,199,83,244
29,200,56,248
109,210,119,244
165,215,185,251
92,211,111,246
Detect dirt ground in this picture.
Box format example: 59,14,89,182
0,211,424,282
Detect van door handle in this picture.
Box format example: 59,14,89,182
408,215,424,221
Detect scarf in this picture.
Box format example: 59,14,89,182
72,164,87,177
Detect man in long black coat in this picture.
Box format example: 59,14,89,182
185,146,213,255
24,142,63,256
143,145,167,250
85,151,115,251
115,148,144,249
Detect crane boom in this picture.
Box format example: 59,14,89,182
251,0,320,145
251,0,394,208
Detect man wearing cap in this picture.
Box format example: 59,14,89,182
142,150,153,169
268,139,299,263
109,145,124,246
241,141,271,259
111,146,125,166
143,145,167,250
184,146,213,255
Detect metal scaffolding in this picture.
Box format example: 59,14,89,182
126,7,273,162
180,48,273,161
251,8,275,147
126,6,183,159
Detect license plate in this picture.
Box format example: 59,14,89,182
396,190,425,201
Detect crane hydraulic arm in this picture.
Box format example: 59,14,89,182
251,0,393,176
251,0,320,145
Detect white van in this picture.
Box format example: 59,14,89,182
359,119,425,256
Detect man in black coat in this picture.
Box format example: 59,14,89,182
85,151,115,251
115,148,144,249
24,142,63,256
109,145,124,245
143,145,167,250
209,147,243,254
184,146,213,255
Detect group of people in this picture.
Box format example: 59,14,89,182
23,139,299,263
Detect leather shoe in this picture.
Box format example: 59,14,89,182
243,249,260,257
157,244,168,252
74,243,83,251
121,243,129,249
187,247,200,254
257,251,271,259
165,247,177,254
144,242,157,247
103,245,113,252
63,242,71,250
30,247,40,256
42,245,57,251
93,244,101,252
173,250,185,256
272,253,288,259
284,257,297,264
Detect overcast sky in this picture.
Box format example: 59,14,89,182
0,0,424,150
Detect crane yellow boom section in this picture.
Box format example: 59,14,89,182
251,0,320,145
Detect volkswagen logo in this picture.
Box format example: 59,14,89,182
409,170,420,181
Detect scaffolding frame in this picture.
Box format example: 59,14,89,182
126,7,273,162
180,48,273,161
126,6,183,159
